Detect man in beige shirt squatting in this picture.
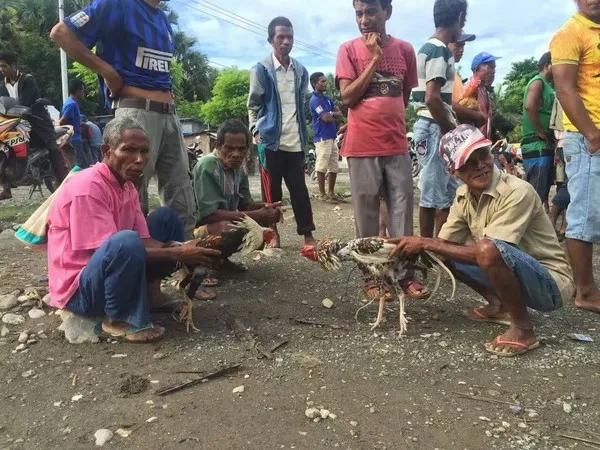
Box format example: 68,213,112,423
389,125,574,357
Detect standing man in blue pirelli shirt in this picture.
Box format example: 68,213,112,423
50,0,196,238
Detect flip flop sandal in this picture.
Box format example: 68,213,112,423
94,322,164,343
401,280,431,300
150,300,186,314
467,308,512,326
202,277,219,287
362,283,393,303
484,337,541,357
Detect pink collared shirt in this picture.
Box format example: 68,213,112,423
47,163,150,308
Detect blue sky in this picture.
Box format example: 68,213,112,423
170,0,578,84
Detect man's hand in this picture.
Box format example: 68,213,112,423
102,66,124,99
363,32,383,62
177,242,221,266
537,130,549,142
256,206,282,225
387,236,426,260
589,129,600,154
253,132,261,145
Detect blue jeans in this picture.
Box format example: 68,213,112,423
523,156,554,203
451,240,563,312
413,118,459,209
65,207,184,328
563,132,600,243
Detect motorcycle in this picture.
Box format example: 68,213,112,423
0,97,75,198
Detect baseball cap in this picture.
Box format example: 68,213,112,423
471,52,500,72
456,33,476,43
439,124,492,172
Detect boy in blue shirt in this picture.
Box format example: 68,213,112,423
309,72,344,202
60,79,90,168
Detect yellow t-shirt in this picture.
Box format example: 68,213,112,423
550,13,600,132
438,168,574,303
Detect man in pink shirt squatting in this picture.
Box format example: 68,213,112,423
47,117,220,343
336,0,428,300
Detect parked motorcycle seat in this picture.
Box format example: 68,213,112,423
6,106,31,118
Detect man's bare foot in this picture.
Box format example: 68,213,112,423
484,325,539,357
101,321,165,343
0,189,12,200
575,289,600,313
304,234,316,247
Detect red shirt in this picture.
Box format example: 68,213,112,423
336,36,417,158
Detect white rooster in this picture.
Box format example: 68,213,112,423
302,237,456,335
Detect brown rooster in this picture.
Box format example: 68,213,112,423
171,216,275,331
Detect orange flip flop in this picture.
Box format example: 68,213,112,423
484,336,541,357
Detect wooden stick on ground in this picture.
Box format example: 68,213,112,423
156,363,242,396
558,434,600,449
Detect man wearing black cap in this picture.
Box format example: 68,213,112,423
450,34,486,127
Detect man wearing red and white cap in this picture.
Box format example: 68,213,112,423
389,124,573,357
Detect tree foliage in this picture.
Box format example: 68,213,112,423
200,69,250,127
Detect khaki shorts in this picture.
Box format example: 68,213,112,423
315,139,339,173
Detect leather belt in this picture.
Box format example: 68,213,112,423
113,97,176,114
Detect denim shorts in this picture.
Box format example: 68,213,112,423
563,132,600,243
451,240,563,312
413,118,459,209
523,156,554,203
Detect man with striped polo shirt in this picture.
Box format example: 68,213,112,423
50,0,196,238
412,0,467,239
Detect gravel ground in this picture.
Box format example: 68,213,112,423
0,174,599,450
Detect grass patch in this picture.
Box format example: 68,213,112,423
0,202,43,225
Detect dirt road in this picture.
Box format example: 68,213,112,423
0,179,599,450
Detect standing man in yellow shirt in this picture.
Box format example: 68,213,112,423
550,0,600,313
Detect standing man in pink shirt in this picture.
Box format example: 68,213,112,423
47,117,220,343
336,0,428,300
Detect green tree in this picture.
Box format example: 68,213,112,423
200,69,250,126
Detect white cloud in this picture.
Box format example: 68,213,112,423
172,0,578,83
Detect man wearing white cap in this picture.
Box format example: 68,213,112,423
389,124,573,357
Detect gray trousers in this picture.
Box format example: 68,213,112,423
115,108,196,238
347,155,414,238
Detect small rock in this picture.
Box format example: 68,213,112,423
115,428,132,438
94,429,113,446
153,353,167,360
57,310,99,344
305,407,320,419
350,421,358,427
28,308,46,319
322,298,334,309
2,313,24,325
21,369,34,378
328,413,337,420
0,291,19,310
369,407,376,414
42,294,52,305
438,341,449,348
320,409,330,419
146,417,158,423
562,402,572,414
15,343,27,351
232,385,245,394
479,416,491,422
502,421,511,428
18,332,29,343
518,422,528,429
510,404,524,415
0,325,9,337
71,394,83,402
0,229,15,240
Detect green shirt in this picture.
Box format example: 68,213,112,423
521,74,555,153
192,153,253,223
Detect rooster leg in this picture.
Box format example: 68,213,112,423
397,292,408,338
370,296,387,330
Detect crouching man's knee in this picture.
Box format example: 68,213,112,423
475,239,504,271
105,230,146,264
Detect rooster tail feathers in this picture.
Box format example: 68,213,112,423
232,215,267,255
